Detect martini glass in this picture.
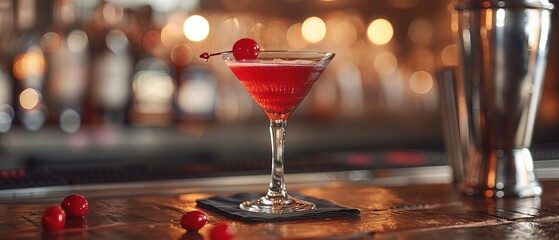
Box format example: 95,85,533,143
222,51,335,214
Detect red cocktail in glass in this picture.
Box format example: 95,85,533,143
222,51,335,214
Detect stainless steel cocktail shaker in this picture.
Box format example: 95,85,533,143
454,0,554,197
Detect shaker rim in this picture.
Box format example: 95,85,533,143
455,0,554,11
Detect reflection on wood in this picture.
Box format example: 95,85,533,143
2,181,559,239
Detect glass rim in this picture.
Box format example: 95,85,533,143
221,50,335,56
221,51,335,62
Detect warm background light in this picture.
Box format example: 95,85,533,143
161,23,184,48
13,47,46,80
409,71,433,94
286,23,308,49
441,44,458,66
302,16,326,43
325,13,359,47
40,32,62,53
183,15,209,42
170,44,193,66
0,1,478,132
19,88,40,110
408,18,432,46
408,47,434,71
374,51,398,76
367,18,393,45
133,71,175,113
67,30,89,52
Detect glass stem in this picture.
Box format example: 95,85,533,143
267,119,288,199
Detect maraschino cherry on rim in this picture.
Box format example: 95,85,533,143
231,38,260,60
200,38,260,62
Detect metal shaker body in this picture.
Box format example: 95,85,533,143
456,0,553,197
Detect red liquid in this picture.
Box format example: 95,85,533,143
229,63,325,120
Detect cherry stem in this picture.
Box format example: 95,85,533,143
199,51,231,61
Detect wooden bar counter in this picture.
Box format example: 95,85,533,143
2,177,559,239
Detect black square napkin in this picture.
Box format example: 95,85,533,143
196,193,360,222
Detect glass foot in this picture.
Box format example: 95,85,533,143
239,195,316,214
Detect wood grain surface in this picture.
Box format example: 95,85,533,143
2,180,559,239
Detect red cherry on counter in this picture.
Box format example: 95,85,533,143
209,223,236,240
41,206,66,232
61,194,88,218
180,210,208,232
232,38,260,61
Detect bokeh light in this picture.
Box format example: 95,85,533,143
13,47,46,80
67,30,89,52
161,23,184,49
408,18,432,45
446,3,458,33
374,51,398,76
286,23,308,49
496,9,505,28
263,20,289,49
218,17,241,42
0,111,11,133
326,15,358,47
106,29,129,53
367,18,393,45
133,71,175,113
60,109,81,133
170,43,193,66
441,44,458,66
0,104,13,133
302,16,326,43
21,109,45,132
408,47,434,71
485,9,494,30
55,1,75,25
102,3,124,25
40,32,62,53
19,88,40,110
177,72,216,115
409,71,433,94
183,15,209,42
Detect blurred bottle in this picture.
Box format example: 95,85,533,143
0,66,14,133
12,0,50,131
175,66,217,122
0,0,14,133
129,57,176,126
91,29,133,124
47,29,90,133
42,0,90,133
125,5,178,126
79,2,130,126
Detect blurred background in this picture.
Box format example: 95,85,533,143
1,0,559,189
